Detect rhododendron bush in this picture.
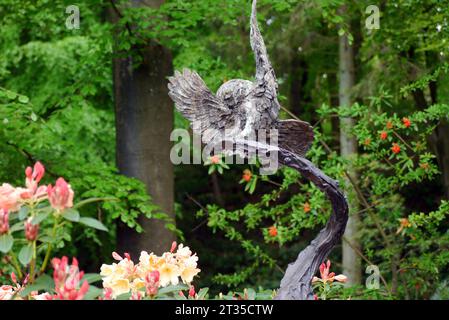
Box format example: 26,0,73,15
0,162,274,300
0,162,109,297
0,243,203,300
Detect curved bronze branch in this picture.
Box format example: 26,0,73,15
232,140,349,300
274,149,349,300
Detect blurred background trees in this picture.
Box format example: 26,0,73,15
1,0,449,299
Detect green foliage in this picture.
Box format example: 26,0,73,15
0,0,177,271
2,0,449,300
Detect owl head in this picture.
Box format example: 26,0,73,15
216,79,253,109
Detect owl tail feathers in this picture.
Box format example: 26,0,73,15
277,119,315,157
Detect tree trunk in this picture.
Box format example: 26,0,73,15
112,0,175,256
338,7,362,285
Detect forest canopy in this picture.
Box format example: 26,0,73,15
1,0,449,300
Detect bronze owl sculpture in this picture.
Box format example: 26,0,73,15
168,0,314,157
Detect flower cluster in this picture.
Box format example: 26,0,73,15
0,162,74,236
0,273,27,300
0,285,14,300
312,260,347,284
0,257,89,300
50,257,89,300
377,119,413,155
100,242,200,299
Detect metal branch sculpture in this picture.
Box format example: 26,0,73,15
167,0,348,300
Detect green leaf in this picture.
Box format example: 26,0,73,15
83,285,103,300
18,207,29,220
62,208,80,222
73,197,118,209
0,234,14,253
197,287,209,299
6,91,17,100
116,292,132,300
9,222,25,233
249,176,258,194
79,217,108,231
157,284,189,295
18,95,30,104
38,235,54,243
83,273,102,284
20,274,54,297
18,244,34,266
31,211,50,225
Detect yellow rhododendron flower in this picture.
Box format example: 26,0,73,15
100,243,201,299
159,262,180,287
181,266,201,284
108,278,130,298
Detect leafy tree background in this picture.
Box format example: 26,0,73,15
1,0,449,299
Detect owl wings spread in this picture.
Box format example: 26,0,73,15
167,0,314,156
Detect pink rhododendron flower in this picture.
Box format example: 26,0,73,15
319,260,335,283
24,217,39,241
47,178,74,212
0,183,22,212
25,162,45,189
31,291,52,300
19,162,48,203
170,241,177,253
112,251,123,261
99,288,113,300
51,257,89,300
131,291,143,300
334,274,348,283
312,260,347,284
0,285,14,300
145,270,160,296
19,185,47,202
0,209,9,235
0,273,29,300
189,285,196,298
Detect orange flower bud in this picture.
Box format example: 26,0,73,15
402,117,411,128
392,143,401,154
210,156,220,165
268,226,277,237
303,202,311,213
242,169,252,182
